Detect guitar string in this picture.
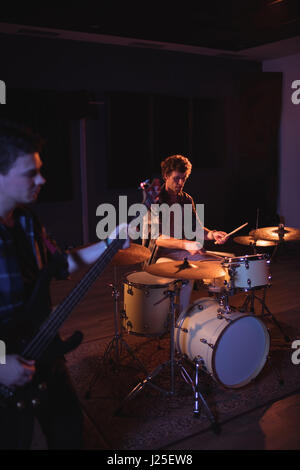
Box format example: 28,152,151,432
31,198,155,357
24,198,155,359
23,238,123,359
23,239,122,358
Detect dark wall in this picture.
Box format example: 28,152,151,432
1,34,276,247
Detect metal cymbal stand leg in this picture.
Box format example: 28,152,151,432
248,287,290,343
85,267,148,399
239,290,255,313
178,356,220,434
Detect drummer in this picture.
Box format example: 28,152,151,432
144,154,229,309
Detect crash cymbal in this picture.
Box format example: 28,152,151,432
249,226,300,242
112,243,151,265
234,236,277,247
145,259,226,280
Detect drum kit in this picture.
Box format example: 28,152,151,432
86,222,300,432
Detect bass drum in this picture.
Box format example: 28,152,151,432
175,297,270,388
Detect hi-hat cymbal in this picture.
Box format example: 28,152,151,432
234,236,276,247
249,226,300,242
112,243,151,265
145,259,226,280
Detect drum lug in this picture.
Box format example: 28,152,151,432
217,313,232,323
120,309,128,320
126,321,133,331
127,287,133,296
247,279,251,287
200,338,214,349
177,326,188,333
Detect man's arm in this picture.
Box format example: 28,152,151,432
67,223,130,274
155,231,228,255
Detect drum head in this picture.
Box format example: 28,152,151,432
213,316,269,388
126,271,173,286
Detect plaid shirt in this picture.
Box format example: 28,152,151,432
0,206,67,326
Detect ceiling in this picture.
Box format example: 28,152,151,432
1,1,300,60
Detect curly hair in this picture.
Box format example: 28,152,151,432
0,120,44,175
160,154,192,179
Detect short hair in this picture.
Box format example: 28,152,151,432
0,120,44,175
161,154,192,179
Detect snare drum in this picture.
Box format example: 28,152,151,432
122,271,175,336
175,297,270,388
222,253,271,290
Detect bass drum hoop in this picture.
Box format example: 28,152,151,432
211,314,270,388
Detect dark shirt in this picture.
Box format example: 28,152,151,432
0,206,68,327
147,185,206,262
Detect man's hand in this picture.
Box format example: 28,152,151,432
0,354,35,387
207,230,228,245
182,240,205,255
213,231,229,245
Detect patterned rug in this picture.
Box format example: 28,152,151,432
66,316,300,450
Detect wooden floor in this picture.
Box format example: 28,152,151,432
44,240,300,450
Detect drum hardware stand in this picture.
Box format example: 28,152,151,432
178,356,221,434
239,286,291,343
85,267,148,400
114,282,218,424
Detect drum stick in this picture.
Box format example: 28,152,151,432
214,222,248,244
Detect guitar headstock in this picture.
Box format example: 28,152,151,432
140,178,161,209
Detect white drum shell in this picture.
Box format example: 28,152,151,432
123,271,174,336
175,297,270,388
223,254,270,289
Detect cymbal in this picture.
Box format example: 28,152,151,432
145,259,226,280
249,226,300,242
205,250,236,258
112,243,151,265
234,236,277,247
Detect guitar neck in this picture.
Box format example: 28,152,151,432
22,237,123,360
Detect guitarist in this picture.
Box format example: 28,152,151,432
0,121,129,449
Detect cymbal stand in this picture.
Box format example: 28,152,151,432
114,283,219,431
178,356,221,433
85,266,148,399
239,286,290,343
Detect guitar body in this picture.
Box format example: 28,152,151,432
1,317,83,410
